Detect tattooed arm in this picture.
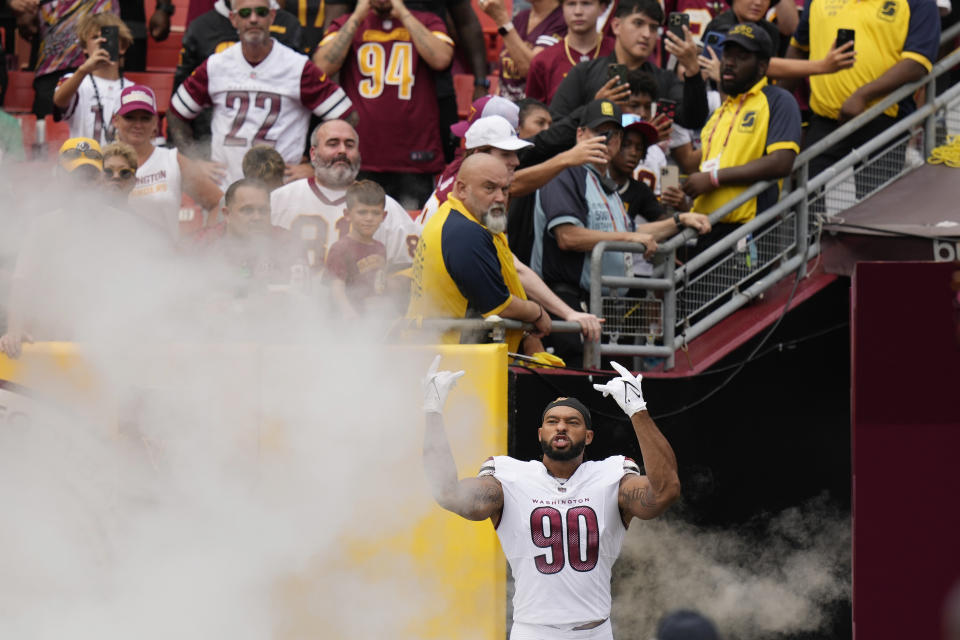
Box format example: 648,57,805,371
423,412,505,524
618,411,680,522
312,0,371,76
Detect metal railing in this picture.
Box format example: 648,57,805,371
404,27,960,367
583,31,960,369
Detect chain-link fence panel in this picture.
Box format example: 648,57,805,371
601,295,663,339
675,212,797,328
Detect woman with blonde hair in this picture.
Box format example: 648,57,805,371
112,84,222,238
101,141,139,205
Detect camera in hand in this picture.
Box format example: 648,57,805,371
100,25,119,62
607,63,628,87
836,28,855,49
668,12,690,40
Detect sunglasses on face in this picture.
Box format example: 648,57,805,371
61,147,103,161
236,6,270,17
104,167,135,179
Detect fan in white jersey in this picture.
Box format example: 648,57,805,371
271,119,421,273
113,85,223,238
52,13,135,147
167,0,355,190
422,357,681,640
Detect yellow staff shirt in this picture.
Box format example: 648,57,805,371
407,196,527,351
790,0,940,120
694,78,802,224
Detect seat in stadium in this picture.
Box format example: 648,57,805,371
125,71,174,114
146,30,183,73
3,70,34,114
16,114,37,160
43,115,71,160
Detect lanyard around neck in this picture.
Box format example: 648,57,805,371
703,92,749,162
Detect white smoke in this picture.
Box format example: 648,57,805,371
0,169,446,639
611,495,851,639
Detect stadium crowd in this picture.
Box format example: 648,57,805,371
0,0,952,363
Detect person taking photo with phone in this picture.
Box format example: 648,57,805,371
51,14,134,146
785,0,939,191
549,0,709,134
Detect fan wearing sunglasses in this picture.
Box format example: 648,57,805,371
101,142,139,204
168,0,355,191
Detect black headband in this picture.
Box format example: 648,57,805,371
542,397,592,429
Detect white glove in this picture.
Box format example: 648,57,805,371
592,360,647,417
423,355,466,414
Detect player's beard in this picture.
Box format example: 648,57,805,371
540,435,585,462
313,154,360,189
481,203,507,235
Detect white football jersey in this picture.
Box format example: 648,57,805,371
57,74,134,146
270,177,421,272
634,144,668,196
416,172,454,226
129,146,182,238
479,455,639,627
171,41,352,189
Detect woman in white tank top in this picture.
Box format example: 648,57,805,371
112,84,222,239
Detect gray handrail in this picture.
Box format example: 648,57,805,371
402,31,960,368
582,41,960,368
657,44,960,257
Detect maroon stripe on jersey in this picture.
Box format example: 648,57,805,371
171,61,212,120
307,177,347,206
301,62,353,120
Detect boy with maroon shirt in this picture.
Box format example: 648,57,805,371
525,0,614,105
323,180,389,318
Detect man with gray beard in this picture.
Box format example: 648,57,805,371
407,153,601,356
269,119,421,275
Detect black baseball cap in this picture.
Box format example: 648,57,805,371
579,99,623,130
723,22,773,59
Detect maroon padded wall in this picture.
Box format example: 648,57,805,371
852,261,960,639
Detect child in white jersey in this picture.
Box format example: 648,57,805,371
52,14,134,146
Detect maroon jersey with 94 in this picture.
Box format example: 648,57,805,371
321,11,454,174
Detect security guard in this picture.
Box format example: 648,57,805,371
671,23,801,252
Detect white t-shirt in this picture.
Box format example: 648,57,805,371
57,74,134,146
270,177,421,272
171,40,353,189
129,146,182,238
479,455,639,627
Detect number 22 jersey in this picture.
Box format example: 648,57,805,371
321,11,453,175
171,41,353,188
479,455,640,627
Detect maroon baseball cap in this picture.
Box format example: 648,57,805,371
116,84,158,117
622,114,659,149
451,95,520,138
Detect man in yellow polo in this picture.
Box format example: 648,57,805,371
407,151,603,355
786,0,940,187
671,23,801,255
